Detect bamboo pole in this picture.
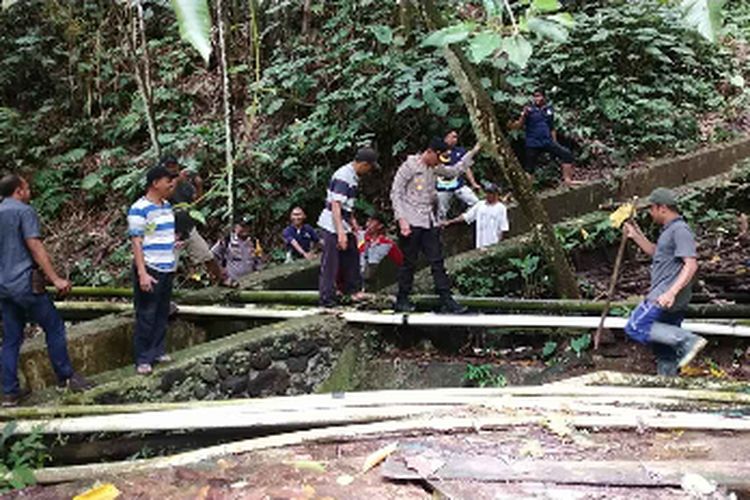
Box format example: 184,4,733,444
341,312,750,338
48,288,750,318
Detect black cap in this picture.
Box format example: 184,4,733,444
428,136,448,153
483,182,500,194
158,155,179,168
354,147,379,169
146,165,177,186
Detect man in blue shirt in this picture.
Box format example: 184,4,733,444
0,174,92,405
283,207,319,261
510,89,579,186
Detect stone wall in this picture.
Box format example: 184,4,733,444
49,315,356,405
19,314,205,391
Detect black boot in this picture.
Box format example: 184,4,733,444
394,296,416,313
439,295,468,314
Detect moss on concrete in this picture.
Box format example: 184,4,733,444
316,341,362,393
35,314,353,405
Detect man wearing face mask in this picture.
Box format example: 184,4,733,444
391,137,481,313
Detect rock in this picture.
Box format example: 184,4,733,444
286,356,309,373
291,339,319,357
681,473,716,496
197,365,219,384
221,375,248,396
249,352,272,370
193,382,209,399
159,368,186,393
247,368,290,397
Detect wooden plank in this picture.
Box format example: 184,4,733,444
383,455,750,487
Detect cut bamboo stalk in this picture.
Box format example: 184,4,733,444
32,411,750,484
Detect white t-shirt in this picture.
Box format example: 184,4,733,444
463,200,509,248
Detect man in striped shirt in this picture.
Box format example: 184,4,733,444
128,165,178,375
317,147,378,307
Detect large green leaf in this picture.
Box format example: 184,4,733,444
370,25,393,45
422,23,473,47
171,0,212,63
469,31,503,63
680,0,725,43
527,17,568,42
532,0,562,13
501,35,533,68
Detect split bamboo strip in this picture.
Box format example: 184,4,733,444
4,384,748,424
33,411,750,484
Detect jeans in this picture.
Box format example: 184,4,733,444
396,226,451,300
318,230,361,306
437,186,479,221
1,293,74,395
625,300,684,372
133,267,174,365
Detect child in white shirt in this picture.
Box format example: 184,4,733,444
442,182,509,248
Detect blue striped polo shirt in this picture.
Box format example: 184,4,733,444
317,162,359,234
127,197,176,272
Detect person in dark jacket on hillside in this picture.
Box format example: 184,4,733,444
509,88,580,187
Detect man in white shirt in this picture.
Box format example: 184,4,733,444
442,183,509,249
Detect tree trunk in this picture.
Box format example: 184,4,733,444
217,0,235,223
301,0,312,35
126,1,160,158
421,0,580,299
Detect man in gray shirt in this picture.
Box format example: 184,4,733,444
622,187,706,375
391,137,480,313
0,174,92,405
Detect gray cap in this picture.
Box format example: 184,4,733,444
648,187,678,207
483,182,500,194
354,147,379,169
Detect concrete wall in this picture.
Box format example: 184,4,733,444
19,315,206,391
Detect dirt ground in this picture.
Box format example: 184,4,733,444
10,425,749,500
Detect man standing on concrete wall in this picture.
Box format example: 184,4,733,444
128,165,178,375
436,129,481,221
0,174,92,406
391,137,481,313
317,147,378,307
623,187,706,375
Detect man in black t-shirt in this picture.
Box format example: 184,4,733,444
161,156,231,286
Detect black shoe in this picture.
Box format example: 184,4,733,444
439,296,468,315
394,298,416,313
2,389,31,407
58,373,94,393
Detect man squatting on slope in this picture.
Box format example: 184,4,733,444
623,187,707,375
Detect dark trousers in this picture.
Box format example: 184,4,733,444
319,230,361,306
396,226,451,300
133,267,174,365
1,293,74,395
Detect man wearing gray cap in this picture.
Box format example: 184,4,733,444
317,147,378,307
622,187,706,375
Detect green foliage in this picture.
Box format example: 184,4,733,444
0,423,48,493
170,0,212,63
541,340,558,358
463,363,507,387
569,333,592,357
